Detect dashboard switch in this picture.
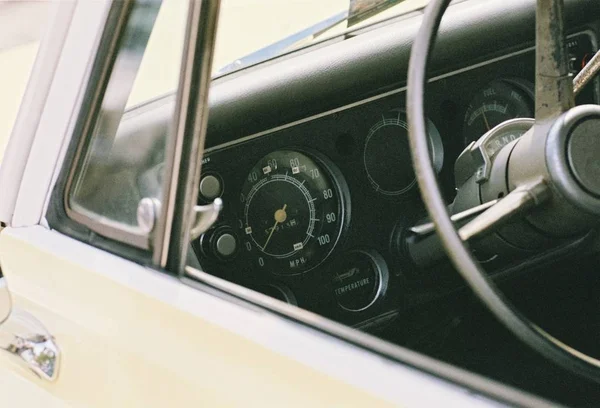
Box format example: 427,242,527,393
215,233,237,257
197,227,238,261
199,174,223,200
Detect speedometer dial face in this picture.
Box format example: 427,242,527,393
240,150,346,276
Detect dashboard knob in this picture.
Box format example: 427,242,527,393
215,233,237,257
199,174,223,200
199,227,238,260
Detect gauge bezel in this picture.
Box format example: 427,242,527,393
332,249,388,313
363,109,443,196
240,148,351,277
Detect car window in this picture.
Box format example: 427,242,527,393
0,2,52,163
68,0,184,238
212,0,429,76
66,0,428,242
126,0,188,108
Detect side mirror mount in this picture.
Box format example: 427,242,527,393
348,0,403,27
0,275,61,381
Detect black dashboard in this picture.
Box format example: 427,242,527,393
194,27,599,327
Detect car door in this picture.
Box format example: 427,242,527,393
0,1,549,407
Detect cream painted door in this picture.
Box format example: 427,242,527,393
0,226,415,407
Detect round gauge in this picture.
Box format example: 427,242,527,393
240,150,347,276
463,79,534,145
363,109,443,196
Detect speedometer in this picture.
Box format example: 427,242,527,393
239,150,348,275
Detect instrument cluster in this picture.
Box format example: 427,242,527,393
194,32,598,327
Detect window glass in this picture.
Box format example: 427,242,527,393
69,0,185,233
126,0,187,108
124,0,429,106
212,0,429,76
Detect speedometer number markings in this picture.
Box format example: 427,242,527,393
239,150,346,275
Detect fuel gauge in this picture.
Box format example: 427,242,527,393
463,79,534,145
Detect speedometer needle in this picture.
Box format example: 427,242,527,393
263,204,287,251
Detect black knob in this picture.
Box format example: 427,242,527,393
199,174,223,201
200,227,238,260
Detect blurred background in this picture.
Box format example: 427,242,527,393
0,2,51,153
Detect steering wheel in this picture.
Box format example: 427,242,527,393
407,0,600,383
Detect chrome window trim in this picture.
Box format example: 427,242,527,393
183,266,554,407
62,0,159,251
67,203,150,248
61,0,220,265
153,0,221,269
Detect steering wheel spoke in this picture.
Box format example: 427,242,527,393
409,178,549,244
574,49,600,96
458,179,549,241
535,0,574,122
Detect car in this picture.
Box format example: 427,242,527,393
0,0,599,406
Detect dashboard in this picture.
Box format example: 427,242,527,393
194,30,599,327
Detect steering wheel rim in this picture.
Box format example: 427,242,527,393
406,0,600,384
